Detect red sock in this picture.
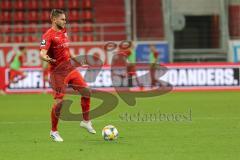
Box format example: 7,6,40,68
81,97,90,121
43,80,46,89
51,102,62,131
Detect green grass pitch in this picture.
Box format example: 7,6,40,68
0,91,239,160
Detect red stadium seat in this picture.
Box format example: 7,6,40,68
82,0,92,10
14,23,24,33
82,34,94,41
14,11,24,22
2,25,11,33
0,35,4,43
1,11,12,22
42,0,51,9
68,0,80,9
70,22,82,32
82,10,93,22
0,35,11,43
15,0,24,10
41,10,50,22
27,23,38,33
28,11,38,22
0,1,12,10
3,35,12,43
14,35,24,43
83,22,93,32
68,10,80,22
26,0,38,10
54,0,65,9
25,35,38,42
71,34,80,42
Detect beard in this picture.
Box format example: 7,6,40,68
56,23,64,30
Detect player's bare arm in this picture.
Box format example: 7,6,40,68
70,52,88,66
40,49,56,63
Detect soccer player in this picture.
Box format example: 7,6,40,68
112,41,142,88
149,44,161,87
124,42,143,88
39,9,96,142
6,46,27,88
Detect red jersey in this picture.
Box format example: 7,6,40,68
40,28,72,72
153,51,158,59
112,49,131,66
118,49,131,57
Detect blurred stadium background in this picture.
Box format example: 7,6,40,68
1,1,240,160
1,0,240,92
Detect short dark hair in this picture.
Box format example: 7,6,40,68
50,9,65,19
19,46,26,51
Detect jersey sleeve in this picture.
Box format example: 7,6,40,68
40,33,52,50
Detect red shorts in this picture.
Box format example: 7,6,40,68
50,69,87,99
9,69,25,81
127,64,137,76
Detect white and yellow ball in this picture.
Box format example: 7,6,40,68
102,125,118,141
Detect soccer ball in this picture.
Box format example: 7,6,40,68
102,125,118,141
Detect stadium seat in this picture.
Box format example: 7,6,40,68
1,11,11,23
83,22,93,32
0,15,3,24
14,35,24,43
71,22,82,32
54,0,65,9
0,35,11,43
82,0,93,10
68,0,80,9
0,35,4,43
2,25,11,33
28,11,38,22
14,23,25,33
25,35,38,42
82,34,94,41
82,10,93,22
27,23,38,33
15,0,25,10
0,1,12,10
3,35,12,43
14,11,25,22
26,0,38,10
41,11,50,22
42,0,51,9
71,34,80,42
68,10,80,22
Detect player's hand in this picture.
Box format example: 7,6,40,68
40,50,56,64
47,58,56,64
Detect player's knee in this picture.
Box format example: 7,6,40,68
82,87,91,98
